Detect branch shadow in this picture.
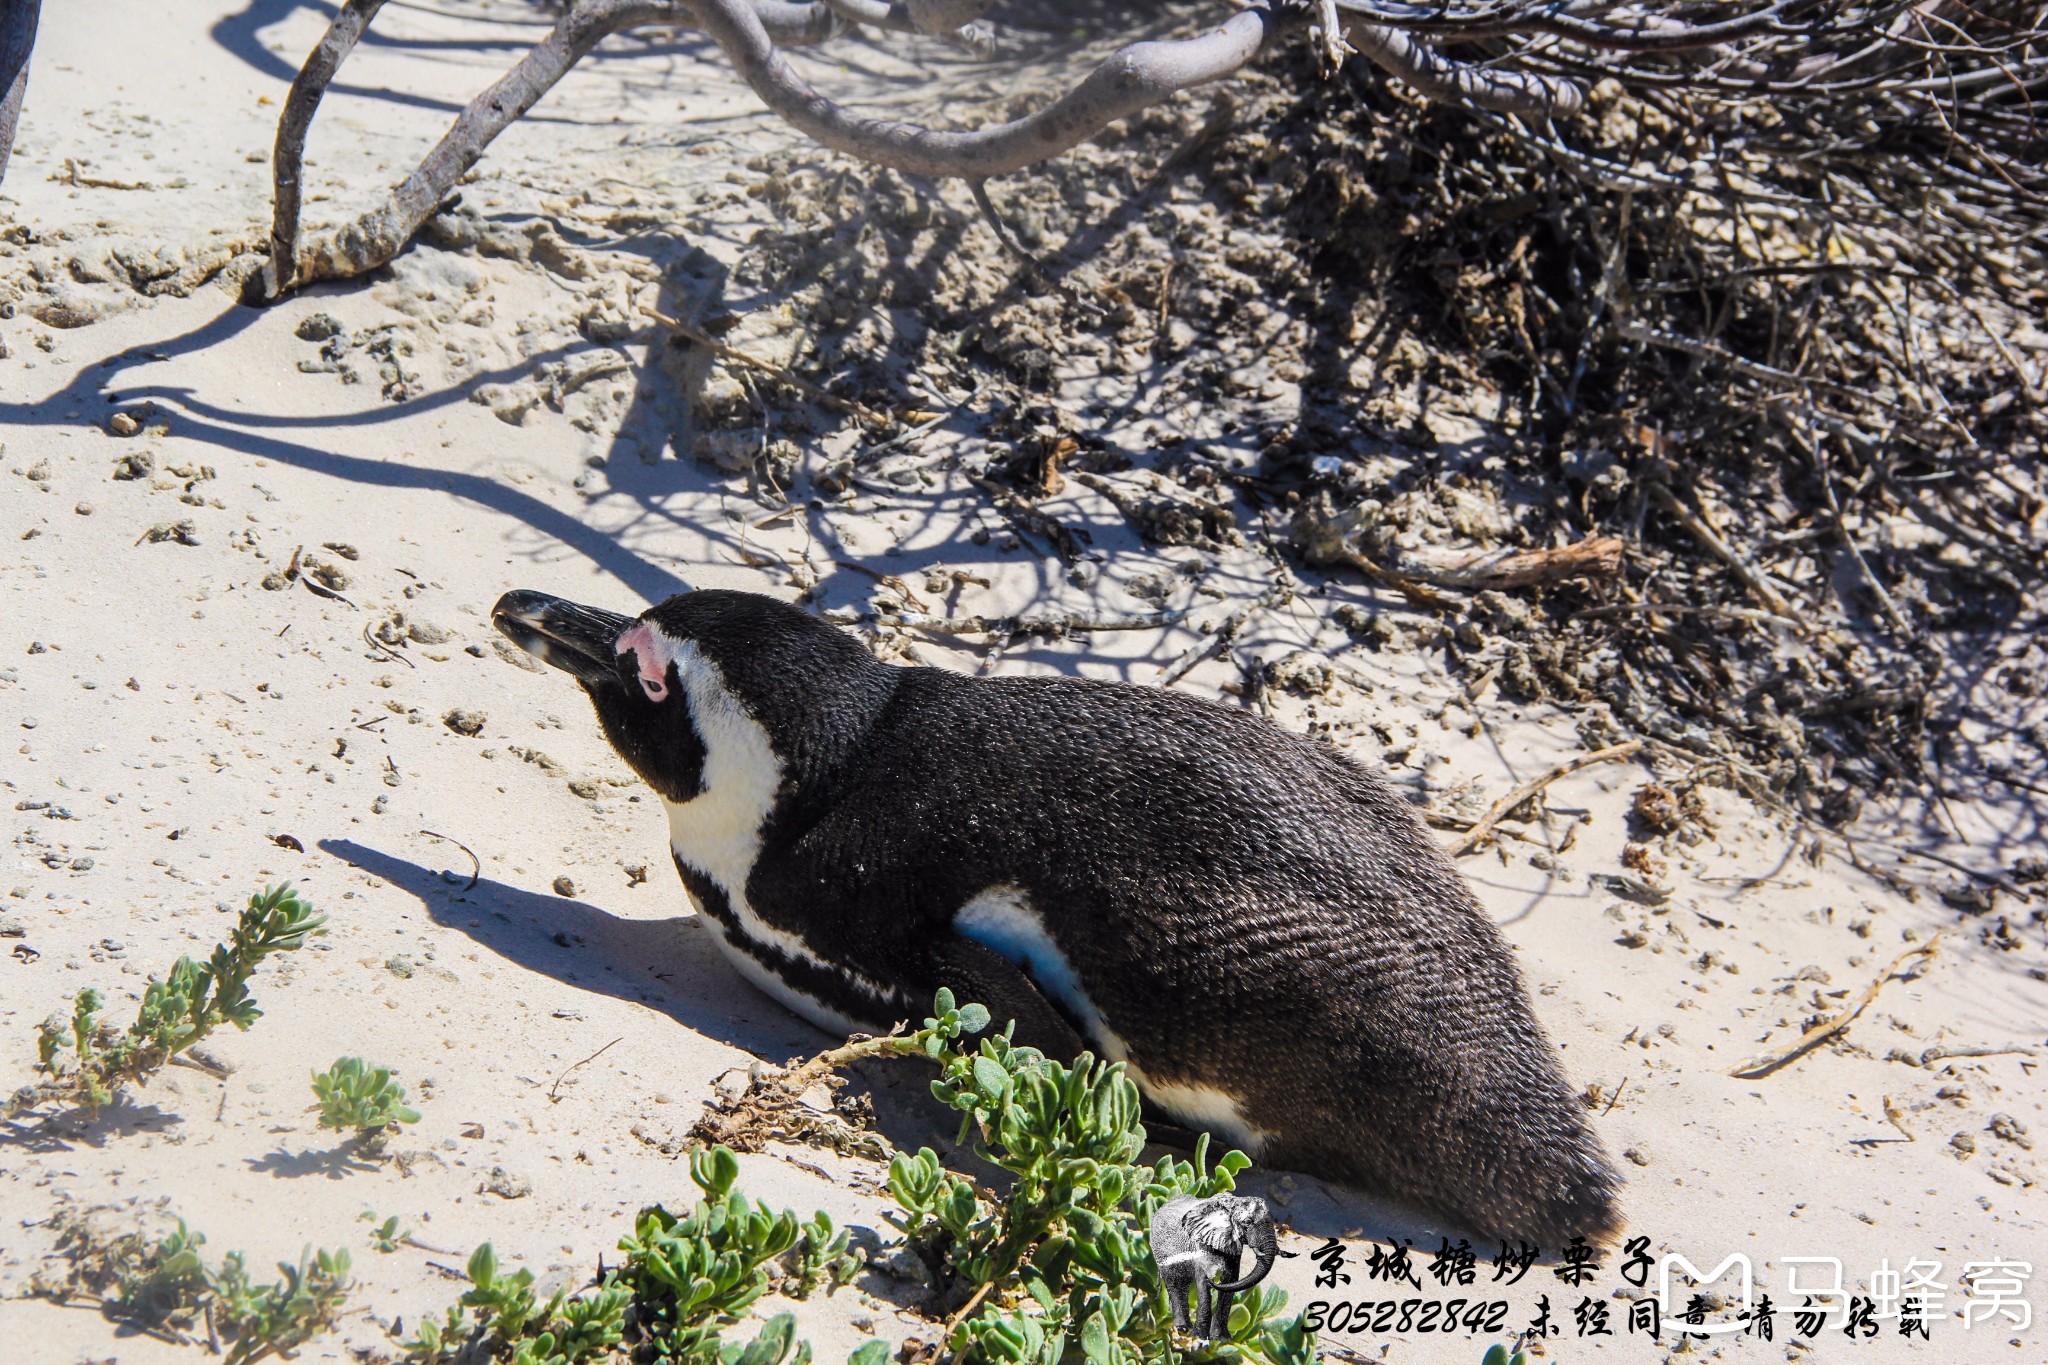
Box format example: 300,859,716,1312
211,0,727,122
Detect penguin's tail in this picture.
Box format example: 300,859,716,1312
1384,1091,1624,1248
1285,1071,1624,1247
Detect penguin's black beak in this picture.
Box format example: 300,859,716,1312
491,590,635,689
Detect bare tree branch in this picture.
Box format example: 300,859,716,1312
256,0,389,301
278,0,686,292
1343,18,1585,117
685,0,1274,180
251,0,2047,299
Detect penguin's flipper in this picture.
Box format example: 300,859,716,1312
927,934,1089,1061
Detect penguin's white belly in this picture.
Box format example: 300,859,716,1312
651,634,897,1038
953,885,1274,1156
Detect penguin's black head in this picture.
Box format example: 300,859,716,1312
494,586,899,808
491,588,708,803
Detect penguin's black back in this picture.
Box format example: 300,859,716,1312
637,591,1620,1243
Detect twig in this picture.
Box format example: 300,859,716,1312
362,622,415,668
1156,586,1288,688
1814,441,1911,634
643,306,890,427
1880,1095,1914,1142
1334,547,1457,611
418,829,481,891
1917,1044,2040,1067
1728,936,1944,1079
548,1036,624,1102
937,1279,996,1365
1393,535,1624,591
1644,482,1793,616
1443,741,1645,857
1343,17,1582,117
1570,602,1809,632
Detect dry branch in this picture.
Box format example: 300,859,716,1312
1443,741,1646,857
253,0,2048,303
1156,585,1290,688
1645,483,1793,616
681,0,1276,181
1395,536,1624,592
1729,936,1944,1079
264,0,684,296
872,605,1194,639
1343,18,1582,117
257,0,389,300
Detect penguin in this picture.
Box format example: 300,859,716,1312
493,585,1621,1244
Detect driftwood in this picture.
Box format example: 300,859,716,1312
0,0,38,189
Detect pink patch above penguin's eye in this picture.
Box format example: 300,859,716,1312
615,622,671,703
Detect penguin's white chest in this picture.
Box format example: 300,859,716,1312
649,638,892,1037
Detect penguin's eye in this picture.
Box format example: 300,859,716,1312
616,625,672,703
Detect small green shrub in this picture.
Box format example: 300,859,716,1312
404,1146,862,1365
364,1212,407,1253
882,990,1311,1365
311,1056,422,1137
42,1210,350,1365
16,884,326,1114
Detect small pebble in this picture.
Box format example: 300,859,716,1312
552,875,577,897
481,1165,533,1199
442,707,486,737
108,411,140,437
74,501,93,516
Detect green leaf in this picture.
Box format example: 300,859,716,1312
848,1341,892,1365
692,1146,741,1201
971,1056,1009,1103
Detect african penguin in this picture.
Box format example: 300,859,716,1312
494,585,1622,1244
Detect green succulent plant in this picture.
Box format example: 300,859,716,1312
311,1056,422,1137
879,988,1310,1365
405,1146,861,1365
42,1211,350,1365
18,884,326,1115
